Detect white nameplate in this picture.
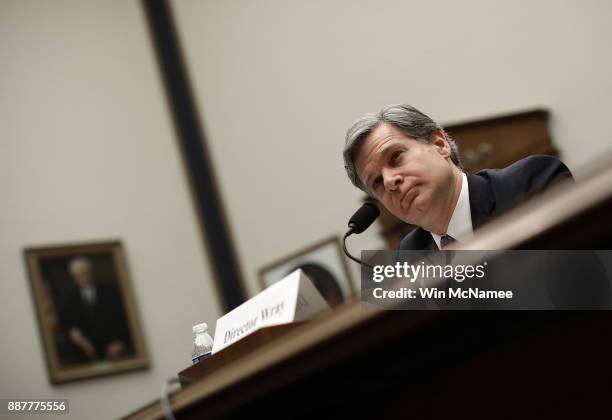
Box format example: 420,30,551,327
211,269,330,354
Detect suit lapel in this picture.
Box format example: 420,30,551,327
399,226,437,250
466,172,496,228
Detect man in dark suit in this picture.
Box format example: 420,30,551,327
343,104,612,308
342,105,610,413
342,104,572,250
60,256,134,363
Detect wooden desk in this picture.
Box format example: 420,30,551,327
124,158,612,419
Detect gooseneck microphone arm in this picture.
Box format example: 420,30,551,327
343,228,374,269
342,202,380,269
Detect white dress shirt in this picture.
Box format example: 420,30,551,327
80,285,97,306
430,173,474,249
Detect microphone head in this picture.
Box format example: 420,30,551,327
348,202,380,234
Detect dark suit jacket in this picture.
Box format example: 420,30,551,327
60,283,134,362
398,155,573,251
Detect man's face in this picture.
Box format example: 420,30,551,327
355,122,457,231
70,260,93,288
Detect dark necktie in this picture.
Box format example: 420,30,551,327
440,234,456,249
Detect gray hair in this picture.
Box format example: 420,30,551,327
343,104,462,193
68,256,92,275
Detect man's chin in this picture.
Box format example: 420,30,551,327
397,200,429,226
396,213,421,227
401,188,427,213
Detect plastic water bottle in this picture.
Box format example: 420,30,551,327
191,322,213,364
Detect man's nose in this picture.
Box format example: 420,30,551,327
383,171,402,192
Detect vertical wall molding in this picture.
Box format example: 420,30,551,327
142,0,246,311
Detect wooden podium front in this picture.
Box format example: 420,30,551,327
124,159,612,419
177,323,302,387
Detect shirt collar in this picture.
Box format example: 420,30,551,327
431,172,474,249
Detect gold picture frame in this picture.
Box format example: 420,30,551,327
258,236,355,307
24,240,148,384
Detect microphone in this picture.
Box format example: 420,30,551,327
343,202,380,268
347,202,380,235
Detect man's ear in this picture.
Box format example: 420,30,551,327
430,130,451,158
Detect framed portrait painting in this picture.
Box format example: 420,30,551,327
259,236,355,307
24,241,148,384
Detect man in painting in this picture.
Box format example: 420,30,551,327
60,256,133,363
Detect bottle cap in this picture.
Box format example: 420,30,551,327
192,322,208,333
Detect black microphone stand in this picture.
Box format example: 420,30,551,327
343,225,375,269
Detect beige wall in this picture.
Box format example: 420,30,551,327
173,0,612,297
0,1,221,419
1,0,611,418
